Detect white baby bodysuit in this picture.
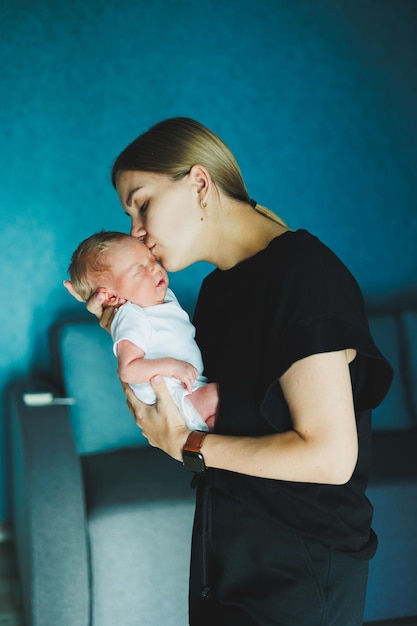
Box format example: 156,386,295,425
111,289,209,431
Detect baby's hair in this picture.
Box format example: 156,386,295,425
68,230,131,301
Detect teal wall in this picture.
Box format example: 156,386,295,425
1,0,416,520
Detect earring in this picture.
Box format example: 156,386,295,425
201,201,207,208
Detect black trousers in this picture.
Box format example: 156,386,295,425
189,486,369,626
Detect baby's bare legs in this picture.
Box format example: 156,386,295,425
187,383,219,431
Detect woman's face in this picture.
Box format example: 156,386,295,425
115,169,205,272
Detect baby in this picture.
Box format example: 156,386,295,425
67,231,219,431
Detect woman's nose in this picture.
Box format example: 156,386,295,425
130,219,147,240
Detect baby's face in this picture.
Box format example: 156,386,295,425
107,238,169,307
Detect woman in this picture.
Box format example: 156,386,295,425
65,117,392,625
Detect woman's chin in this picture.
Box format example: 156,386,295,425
161,259,182,273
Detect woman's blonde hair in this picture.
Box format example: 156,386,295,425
68,231,130,301
111,117,286,227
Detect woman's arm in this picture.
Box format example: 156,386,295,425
126,349,358,485
201,349,358,485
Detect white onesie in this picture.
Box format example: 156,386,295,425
111,289,209,431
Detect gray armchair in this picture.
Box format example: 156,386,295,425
7,303,417,624
7,319,195,626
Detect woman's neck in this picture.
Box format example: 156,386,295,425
206,199,290,270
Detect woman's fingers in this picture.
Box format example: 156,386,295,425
86,290,107,318
64,279,110,322
149,375,171,405
99,305,116,332
63,280,85,302
150,376,186,427
64,281,122,333
121,381,146,422
121,377,189,460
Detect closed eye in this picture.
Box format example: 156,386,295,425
131,261,145,275
139,200,149,215
124,201,147,219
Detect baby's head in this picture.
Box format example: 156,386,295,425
68,231,169,307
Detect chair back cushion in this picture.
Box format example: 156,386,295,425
402,311,417,424
51,319,146,454
368,314,411,430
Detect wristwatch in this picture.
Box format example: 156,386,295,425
182,430,208,473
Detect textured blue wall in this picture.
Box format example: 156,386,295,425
1,0,416,522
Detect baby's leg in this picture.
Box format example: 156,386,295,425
188,383,219,431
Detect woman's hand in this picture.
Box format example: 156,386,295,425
63,279,84,302
63,280,123,332
122,376,190,461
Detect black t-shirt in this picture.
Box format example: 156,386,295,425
193,229,393,558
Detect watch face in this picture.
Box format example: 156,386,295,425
183,451,206,473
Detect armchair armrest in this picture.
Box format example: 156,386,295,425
7,377,90,626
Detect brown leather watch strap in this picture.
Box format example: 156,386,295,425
183,430,208,454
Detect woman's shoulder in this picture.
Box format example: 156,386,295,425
247,229,356,287
273,229,359,286
199,229,359,303
256,229,367,328
268,229,341,262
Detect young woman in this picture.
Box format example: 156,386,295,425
65,117,392,625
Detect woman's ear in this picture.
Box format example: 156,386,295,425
188,164,211,205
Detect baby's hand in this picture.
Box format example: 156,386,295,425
171,360,198,393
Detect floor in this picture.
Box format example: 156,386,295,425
368,622,417,626
0,536,416,626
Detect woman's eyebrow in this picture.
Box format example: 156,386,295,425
126,186,142,207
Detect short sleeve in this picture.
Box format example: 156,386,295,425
268,234,393,412
276,314,393,411
111,302,152,356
